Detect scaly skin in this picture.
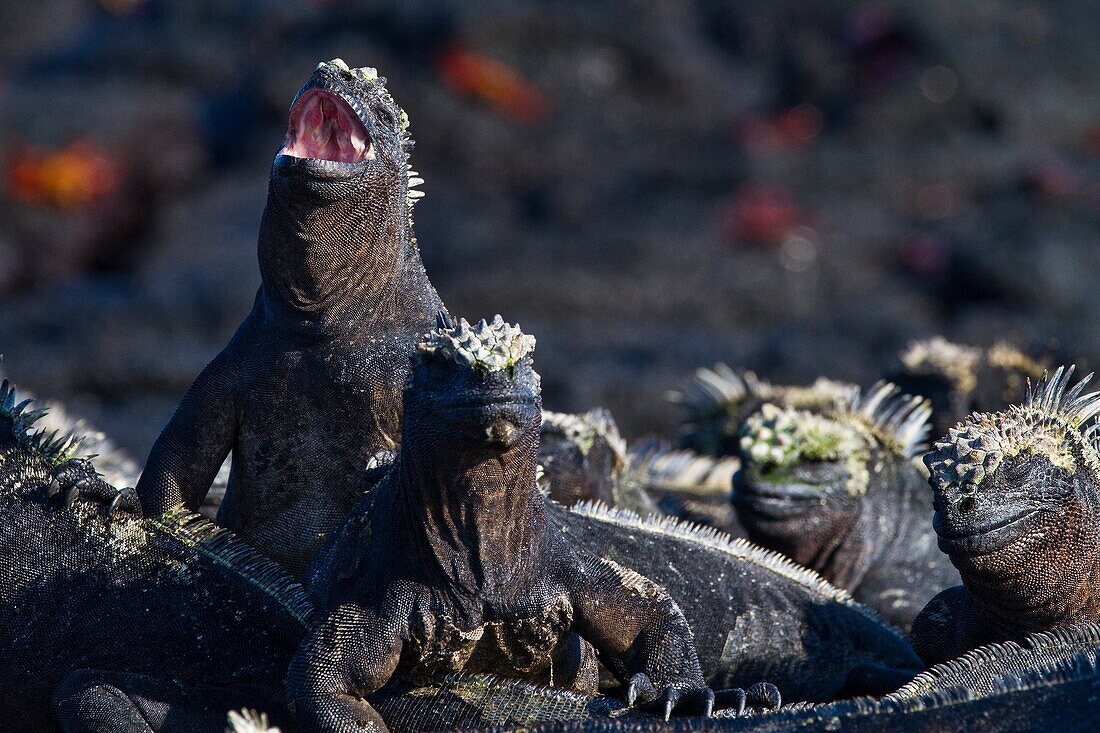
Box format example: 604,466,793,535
481,623,1100,733
0,370,728,733
733,384,959,632
552,502,923,702
913,366,1100,665
299,316,771,730
887,337,1053,438
0,375,309,732
539,409,657,516
134,60,445,577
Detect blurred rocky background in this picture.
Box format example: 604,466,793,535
1,0,1097,458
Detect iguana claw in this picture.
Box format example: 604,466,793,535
746,682,782,710
62,486,80,509
626,672,657,708
50,459,142,518
713,682,781,717
628,674,727,720
108,488,142,518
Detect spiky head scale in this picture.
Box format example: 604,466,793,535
925,366,1100,491
417,314,535,373
0,371,80,467
899,337,982,394
739,382,931,496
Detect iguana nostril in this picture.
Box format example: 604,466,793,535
957,496,976,514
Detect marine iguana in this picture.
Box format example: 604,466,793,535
912,366,1100,665
887,337,1052,438
732,384,959,632
646,368,857,535
134,59,445,576
539,409,656,516
482,622,1100,732
299,315,772,727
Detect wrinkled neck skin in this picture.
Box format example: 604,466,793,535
257,165,411,336
957,478,1100,636
393,421,546,597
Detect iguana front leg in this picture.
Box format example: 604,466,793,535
135,354,239,517
569,555,780,719
286,603,405,733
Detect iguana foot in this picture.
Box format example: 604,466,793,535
51,459,142,518
709,683,782,717
627,674,779,720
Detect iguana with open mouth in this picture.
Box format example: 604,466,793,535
913,366,1100,665
133,59,445,577
733,384,959,632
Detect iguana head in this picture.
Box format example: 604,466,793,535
926,366,1100,624
733,384,930,566
889,337,1051,437
538,409,629,507
260,60,421,325
405,314,541,453
668,364,857,456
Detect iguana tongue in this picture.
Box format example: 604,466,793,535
282,89,370,163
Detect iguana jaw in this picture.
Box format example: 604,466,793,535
733,462,856,524
281,88,372,166
273,60,387,179
934,506,1041,555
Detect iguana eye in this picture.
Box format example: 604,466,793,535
375,106,396,127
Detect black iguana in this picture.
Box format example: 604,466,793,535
133,59,445,577
887,336,1053,438
645,367,858,535
732,383,959,632
913,366,1100,665
299,315,777,727
539,408,657,516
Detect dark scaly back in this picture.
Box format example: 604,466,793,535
549,501,922,702
475,622,1100,732
0,376,312,730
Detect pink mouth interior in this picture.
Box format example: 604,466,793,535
281,89,370,163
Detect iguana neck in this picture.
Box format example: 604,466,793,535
394,425,545,596
257,170,413,335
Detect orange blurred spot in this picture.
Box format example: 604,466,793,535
438,47,549,125
722,186,805,245
739,104,823,154
7,140,124,209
